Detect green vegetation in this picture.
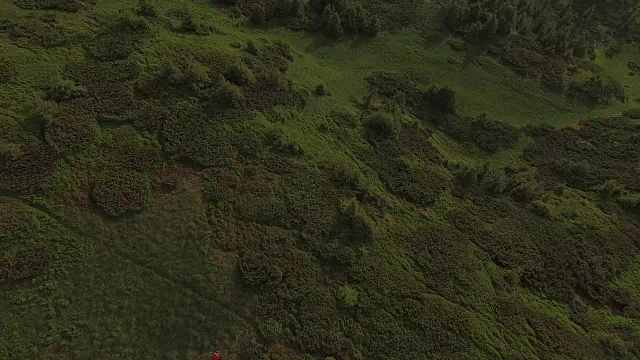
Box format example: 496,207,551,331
1,0,640,359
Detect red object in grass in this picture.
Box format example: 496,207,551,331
212,352,222,360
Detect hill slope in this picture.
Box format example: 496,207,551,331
1,0,640,359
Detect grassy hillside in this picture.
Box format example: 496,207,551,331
1,0,640,359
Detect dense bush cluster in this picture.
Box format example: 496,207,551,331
232,0,380,37
88,14,152,61
568,75,627,105
14,0,82,12
442,0,595,57
436,113,520,153
91,171,151,216
11,16,65,48
524,117,640,191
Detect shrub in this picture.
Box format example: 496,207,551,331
88,16,151,61
619,193,640,209
258,319,283,342
11,18,64,48
327,12,344,37
0,144,60,193
45,80,87,102
364,112,395,140
180,13,210,35
426,86,456,114
315,84,327,96
224,63,255,86
216,76,246,108
568,76,626,105
271,131,304,156
0,61,15,84
338,285,358,307
0,143,24,162
340,198,375,242
240,253,283,286
44,106,96,153
14,0,81,12
623,108,640,119
91,171,151,216
137,0,157,17
245,40,259,56
250,5,266,25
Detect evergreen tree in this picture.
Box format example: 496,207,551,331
484,13,499,35
250,4,266,25
322,4,336,26
327,11,344,37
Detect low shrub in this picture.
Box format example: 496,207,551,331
91,171,151,216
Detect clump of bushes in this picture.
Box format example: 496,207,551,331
435,113,519,153
215,76,246,108
364,112,395,140
340,198,375,242
0,60,16,84
258,319,283,343
45,80,87,102
91,172,151,216
180,12,211,35
137,0,157,17
568,76,626,105
240,253,283,286
44,107,96,153
88,15,152,61
315,84,328,96
270,130,304,156
14,0,82,12
338,284,358,307
224,63,255,86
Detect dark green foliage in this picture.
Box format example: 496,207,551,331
241,253,283,286
425,85,456,114
366,71,421,106
11,17,65,48
315,84,327,96
224,63,256,86
0,198,86,284
137,0,157,17
442,0,595,57
162,101,238,167
0,145,60,193
568,76,626,105
364,112,395,140
258,319,283,344
499,36,567,90
0,60,16,84
250,5,267,25
340,198,375,242
435,113,519,153
216,76,246,108
45,80,87,102
623,108,640,119
91,171,151,216
44,102,96,153
88,15,152,61
271,131,304,156
180,12,211,35
326,9,344,37
524,117,640,191
14,0,81,12
67,60,140,121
